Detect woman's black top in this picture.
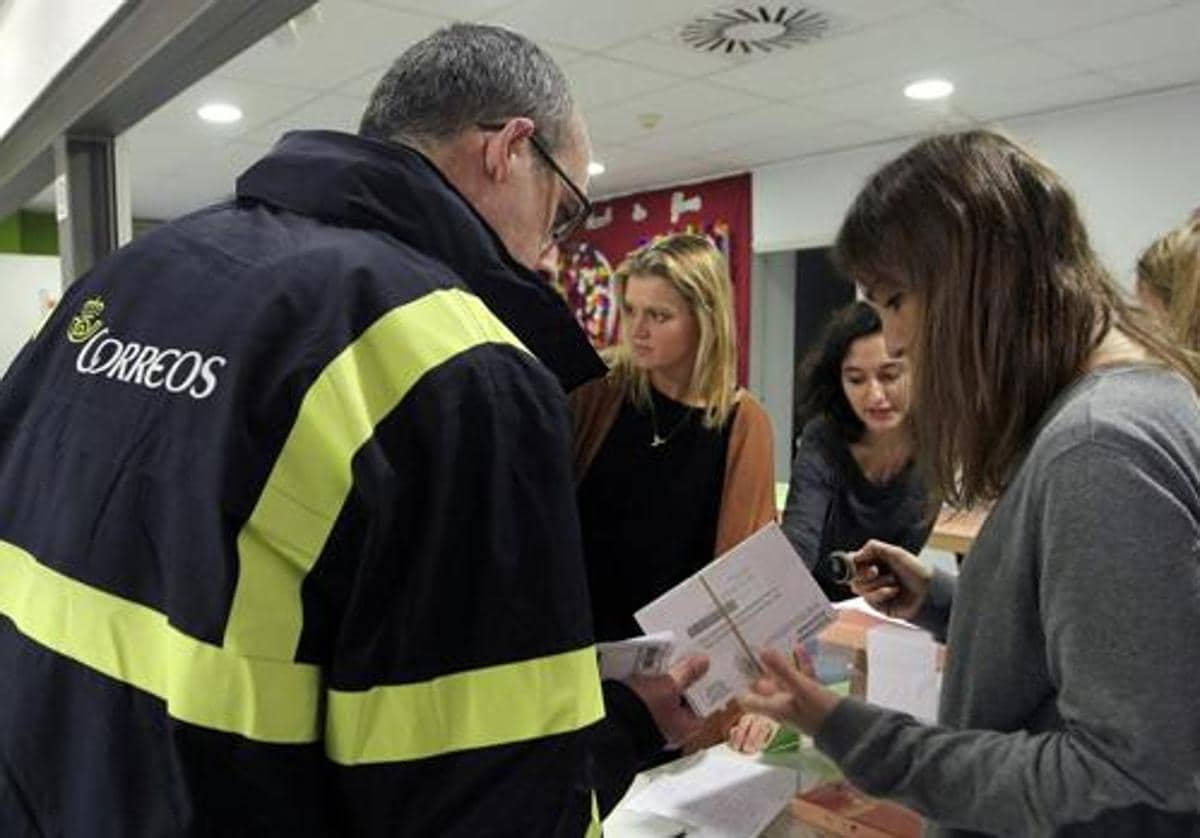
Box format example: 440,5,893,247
578,387,735,641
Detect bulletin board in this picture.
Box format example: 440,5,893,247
556,173,752,383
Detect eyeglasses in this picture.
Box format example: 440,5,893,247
477,122,593,244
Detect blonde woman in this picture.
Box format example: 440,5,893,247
1136,219,1200,350
571,234,775,639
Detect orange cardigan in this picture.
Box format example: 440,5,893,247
568,374,777,559
569,375,777,749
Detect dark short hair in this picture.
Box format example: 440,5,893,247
358,23,574,152
795,301,882,443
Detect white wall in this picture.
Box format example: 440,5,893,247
748,250,797,480
0,0,128,139
753,85,1200,284
0,254,60,374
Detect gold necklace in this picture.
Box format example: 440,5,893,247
647,396,692,448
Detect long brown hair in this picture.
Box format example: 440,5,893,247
1137,220,1200,351
608,234,739,428
834,130,1200,507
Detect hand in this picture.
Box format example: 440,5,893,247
738,648,840,736
625,654,709,748
847,539,931,621
727,713,779,754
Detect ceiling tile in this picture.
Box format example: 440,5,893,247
858,106,977,136
953,73,1128,122
214,1,444,91
594,155,739,201
811,0,942,27
123,129,235,179
704,119,890,169
1106,51,1200,90
131,76,317,144
623,102,845,157
130,140,272,221
1037,3,1200,71
708,5,1015,100
566,56,681,110
604,29,759,79
359,0,522,19
332,37,586,103
929,43,1089,88
584,79,773,144
245,95,368,145
336,65,391,99
484,0,706,51
950,0,1176,40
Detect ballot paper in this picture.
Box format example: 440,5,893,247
635,523,835,717
596,632,676,680
618,748,796,838
866,624,941,723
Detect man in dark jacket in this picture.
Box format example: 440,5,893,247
0,23,704,837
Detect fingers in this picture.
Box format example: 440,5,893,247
669,654,710,690
758,648,811,695
792,645,817,680
728,713,780,754
728,716,754,753
750,717,779,751
738,690,791,721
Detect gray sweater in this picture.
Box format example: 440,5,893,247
815,366,1200,836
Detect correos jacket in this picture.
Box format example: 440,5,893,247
0,130,618,837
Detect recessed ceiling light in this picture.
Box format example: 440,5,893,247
904,78,954,101
197,102,243,124
588,161,606,176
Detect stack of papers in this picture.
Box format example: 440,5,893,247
615,748,796,838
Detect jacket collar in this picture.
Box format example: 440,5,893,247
236,129,604,392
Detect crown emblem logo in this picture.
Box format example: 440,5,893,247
67,297,106,344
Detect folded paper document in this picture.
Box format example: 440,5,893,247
635,523,835,716
596,631,676,680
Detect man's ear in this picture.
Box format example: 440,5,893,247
481,117,536,184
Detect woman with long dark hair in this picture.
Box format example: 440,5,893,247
781,300,931,601
740,130,1200,835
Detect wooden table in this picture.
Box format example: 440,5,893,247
927,506,989,555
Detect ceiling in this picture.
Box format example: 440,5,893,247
26,0,1200,219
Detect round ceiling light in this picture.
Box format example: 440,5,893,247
197,102,243,124
588,161,606,176
904,78,955,101
681,5,831,55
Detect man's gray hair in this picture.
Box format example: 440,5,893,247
359,23,575,152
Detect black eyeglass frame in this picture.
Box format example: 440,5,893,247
476,121,593,244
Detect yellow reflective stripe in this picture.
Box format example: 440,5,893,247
326,646,604,765
224,288,528,659
0,540,321,743
586,791,602,838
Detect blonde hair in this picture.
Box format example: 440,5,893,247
1137,220,1200,351
609,234,738,428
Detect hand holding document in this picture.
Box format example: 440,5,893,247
635,523,835,717
596,631,676,680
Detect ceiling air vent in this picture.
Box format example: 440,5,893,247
680,5,831,55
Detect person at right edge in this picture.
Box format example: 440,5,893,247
0,23,705,838
740,130,1200,835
